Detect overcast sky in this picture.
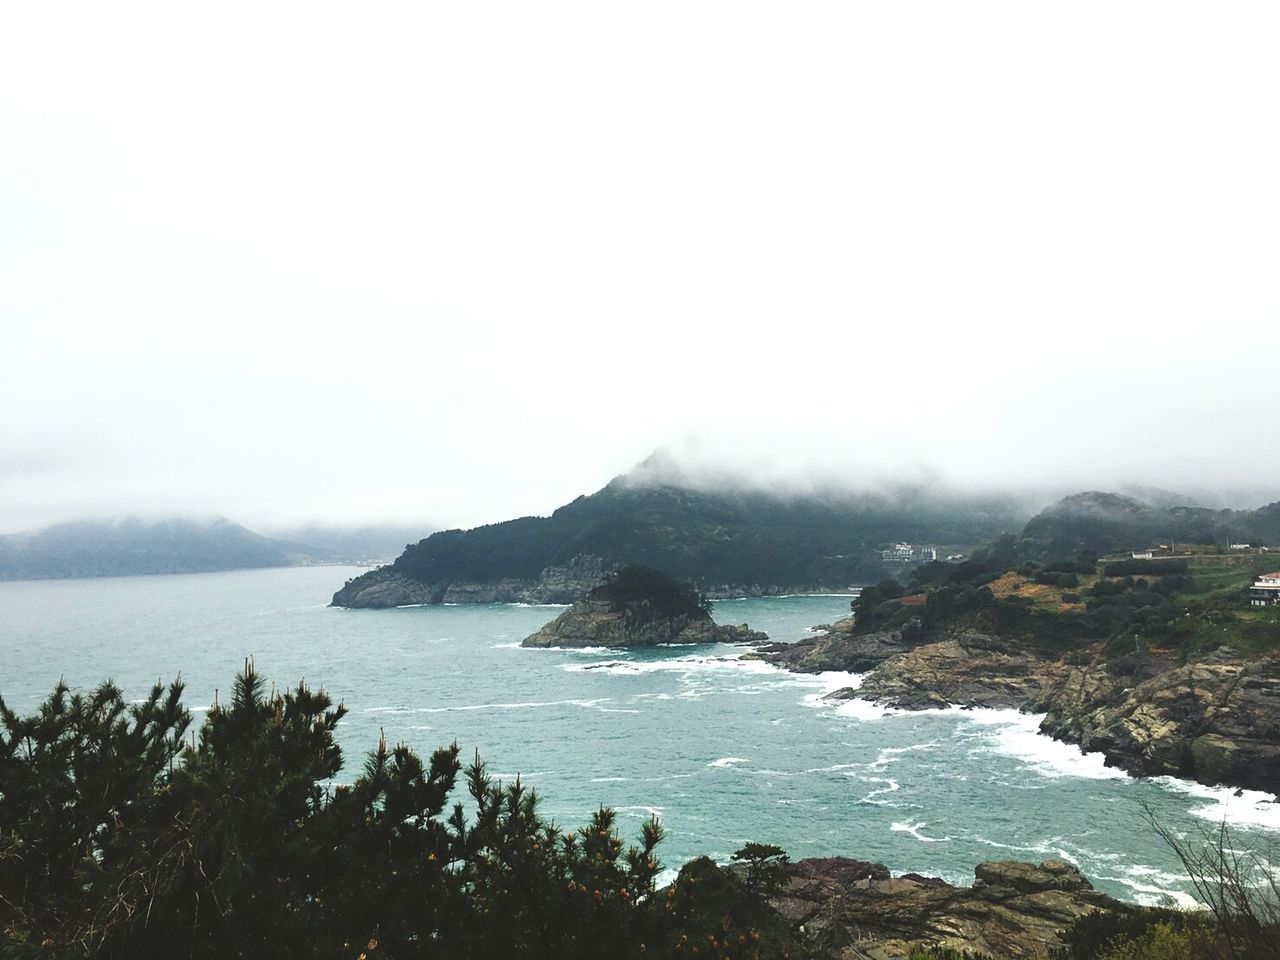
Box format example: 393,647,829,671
2,2,1278,535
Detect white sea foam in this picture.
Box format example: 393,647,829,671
958,709,1127,781
1096,873,1202,909
654,867,681,889
364,697,617,714
530,645,613,655
708,757,750,768
564,654,779,677
831,697,896,721
1154,777,1280,830
890,820,951,843
860,778,901,805
617,805,664,818
866,742,939,772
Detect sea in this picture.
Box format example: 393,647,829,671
2,565,1277,907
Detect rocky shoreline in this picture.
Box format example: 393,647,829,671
330,553,854,609
752,619,1280,795
762,855,1125,958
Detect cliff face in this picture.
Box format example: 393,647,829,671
1033,648,1280,791
522,598,766,649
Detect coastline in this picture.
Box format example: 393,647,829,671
750,620,1280,801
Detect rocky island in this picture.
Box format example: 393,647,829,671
522,565,767,649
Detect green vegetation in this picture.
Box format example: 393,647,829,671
852,523,1280,662
0,663,804,960
589,566,710,619
388,477,1029,595
1019,492,1280,561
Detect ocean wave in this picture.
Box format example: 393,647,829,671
830,697,896,721
528,645,614,655
364,697,616,714
890,820,951,843
707,757,750,768
860,777,901,805
1153,777,1280,831
1094,873,1201,910
616,805,664,818
564,654,778,675
866,742,939,772
959,709,1127,781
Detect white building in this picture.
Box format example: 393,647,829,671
1251,572,1280,607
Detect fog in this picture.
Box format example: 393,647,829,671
2,2,1278,535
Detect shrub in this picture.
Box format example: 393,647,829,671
1,662,806,960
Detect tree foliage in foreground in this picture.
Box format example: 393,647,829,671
0,663,802,959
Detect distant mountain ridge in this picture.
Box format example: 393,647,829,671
0,518,434,582
331,469,1037,608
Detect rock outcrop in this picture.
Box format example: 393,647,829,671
748,618,930,674
792,626,1280,794
331,554,613,608
829,632,1071,710
1033,647,1280,792
522,598,766,649
772,856,1123,958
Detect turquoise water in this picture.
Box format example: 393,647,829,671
2,566,1277,906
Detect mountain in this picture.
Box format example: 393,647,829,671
1018,491,1280,558
0,517,328,581
331,470,1035,608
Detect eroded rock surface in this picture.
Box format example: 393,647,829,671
773,857,1122,959
1034,647,1280,791
749,618,929,674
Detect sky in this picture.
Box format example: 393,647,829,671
2,2,1278,535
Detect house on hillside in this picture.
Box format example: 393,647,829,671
1250,572,1280,607
881,543,937,564
1131,550,1155,560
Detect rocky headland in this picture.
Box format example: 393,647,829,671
521,565,767,649
754,622,1280,794
332,554,615,608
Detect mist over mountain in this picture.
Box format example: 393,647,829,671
1018,491,1280,559
0,518,316,581
268,524,436,565
0,517,433,581
331,459,1042,608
